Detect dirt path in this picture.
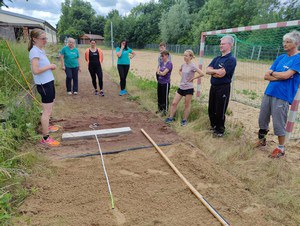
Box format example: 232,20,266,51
15,49,280,225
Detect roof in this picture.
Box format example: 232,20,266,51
80,34,104,40
0,9,56,31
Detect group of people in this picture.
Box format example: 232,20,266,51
28,27,300,159
159,36,236,133
59,37,104,96
27,29,133,146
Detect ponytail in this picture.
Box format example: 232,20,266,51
28,28,45,51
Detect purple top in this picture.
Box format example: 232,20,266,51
179,62,198,90
158,61,173,84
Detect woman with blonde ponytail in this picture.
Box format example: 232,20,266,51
29,28,60,146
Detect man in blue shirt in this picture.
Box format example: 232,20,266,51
206,35,237,137
255,30,300,158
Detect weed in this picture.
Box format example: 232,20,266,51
127,95,140,101
0,40,53,224
241,89,260,100
109,66,300,225
0,193,12,221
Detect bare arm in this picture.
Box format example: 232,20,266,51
272,70,297,80
188,68,205,82
264,69,296,81
31,58,56,75
60,54,65,70
157,68,170,76
116,47,123,57
130,51,136,59
78,57,81,72
206,66,226,78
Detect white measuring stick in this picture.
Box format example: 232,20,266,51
90,124,115,209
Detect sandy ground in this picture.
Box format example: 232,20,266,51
14,48,300,225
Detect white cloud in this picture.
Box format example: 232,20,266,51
1,0,157,27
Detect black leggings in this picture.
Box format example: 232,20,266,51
117,64,130,90
88,64,103,90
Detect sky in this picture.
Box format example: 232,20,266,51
1,0,156,27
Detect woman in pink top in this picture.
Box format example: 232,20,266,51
165,50,204,126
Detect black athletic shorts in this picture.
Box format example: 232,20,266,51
177,88,194,96
36,80,55,103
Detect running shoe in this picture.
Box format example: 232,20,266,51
67,92,72,95
213,131,224,138
253,138,266,148
41,136,60,146
165,117,174,123
48,125,60,133
100,91,105,96
181,119,187,126
269,148,285,158
73,92,78,95
119,90,126,96
94,90,98,95
209,126,216,132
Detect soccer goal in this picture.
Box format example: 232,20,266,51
197,20,300,139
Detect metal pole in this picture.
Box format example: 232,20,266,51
251,46,255,60
111,21,114,67
257,46,262,61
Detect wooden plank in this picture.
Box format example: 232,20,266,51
62,127,132,141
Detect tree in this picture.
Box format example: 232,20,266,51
190,0,289,44
104,10,123,45
91,15,106,36
130,2,162,47
159,0,191,44
281,0,300,21
57,0,96,39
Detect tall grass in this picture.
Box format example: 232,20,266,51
0,40,50,224
106,66,300,225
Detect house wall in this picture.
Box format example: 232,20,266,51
0,26,15,41
0,12,57,43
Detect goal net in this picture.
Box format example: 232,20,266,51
198,20,300,139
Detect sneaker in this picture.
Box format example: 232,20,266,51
73,92,78,95
181,119,187,126
94,90,98,95
213,131,224,138
269,148,285,158
119,90,127,96
253,138,266,148
100,91,105,96
209,126,216,132
48,125,60,133
165,117,174,123
67,92,72,95
41,136,60,146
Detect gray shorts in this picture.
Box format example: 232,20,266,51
258,95,289,136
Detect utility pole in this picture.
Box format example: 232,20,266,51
111,22,114,66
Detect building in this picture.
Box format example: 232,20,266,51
79,34,104,45
0,9,57,43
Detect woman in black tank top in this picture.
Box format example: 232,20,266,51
85,39,104,96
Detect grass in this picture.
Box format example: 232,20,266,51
105,65,300,225
0,40,55,225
